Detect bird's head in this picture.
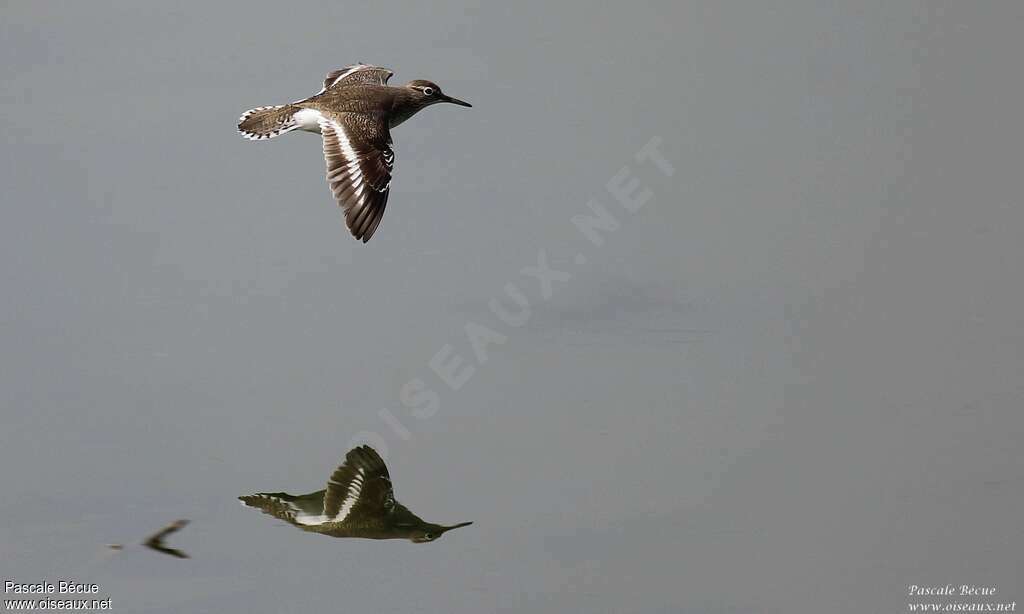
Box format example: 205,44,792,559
403,80,472,108
408,521,473,544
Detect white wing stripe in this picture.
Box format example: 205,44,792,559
312,64,367,96
320,117,366,203
332,467,365,522
329,65,365,88
333,122,367,200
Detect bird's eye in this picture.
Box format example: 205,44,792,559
424,533,434,540
422,87,434,96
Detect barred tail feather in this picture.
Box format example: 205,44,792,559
239,490,327,525
238,104,302,140
239,492,300,522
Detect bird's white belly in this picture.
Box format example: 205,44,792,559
293,108,324,133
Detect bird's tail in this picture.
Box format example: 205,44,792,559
239,491,326,524
237,104,303,140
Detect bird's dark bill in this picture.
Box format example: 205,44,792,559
442,95,472,107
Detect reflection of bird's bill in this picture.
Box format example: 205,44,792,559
439,521,473,535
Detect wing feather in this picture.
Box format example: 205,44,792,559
319,114,393,242
323,446,395,522
322,64,393,91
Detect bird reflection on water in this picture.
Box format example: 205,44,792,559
239,445,472,543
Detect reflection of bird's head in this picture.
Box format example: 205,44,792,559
409,521,473,544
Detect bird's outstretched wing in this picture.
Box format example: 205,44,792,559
319,113,393,242
322,64,394,91
323,445,395,523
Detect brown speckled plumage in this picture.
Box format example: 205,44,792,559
237,64,471,243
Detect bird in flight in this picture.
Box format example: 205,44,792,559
238,63,472,243
239,445,472,543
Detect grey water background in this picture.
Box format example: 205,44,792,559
2,2,1022,612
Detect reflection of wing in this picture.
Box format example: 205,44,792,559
143,519,190,559
322,64,393,91
323,446,395,523
319,113,393,242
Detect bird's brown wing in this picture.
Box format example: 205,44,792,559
322,64,394,91
323,445,396,522
319,112,394,242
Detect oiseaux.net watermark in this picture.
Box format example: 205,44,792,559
347,136,675,457
5,580,112,611
908,584,1017,612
